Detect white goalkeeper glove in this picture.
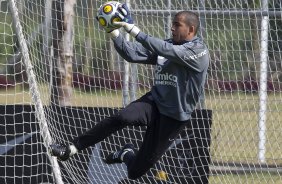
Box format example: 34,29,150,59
114,4,140,37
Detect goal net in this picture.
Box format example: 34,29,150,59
0,0,281,183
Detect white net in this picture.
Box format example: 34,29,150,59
0,0,281,183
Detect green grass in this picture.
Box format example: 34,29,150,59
0,86,282,166
0,86,282,182
206,92,282,165
0,85,124,107
210,173,282,184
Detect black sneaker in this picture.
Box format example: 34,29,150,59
49,144,71,161
104,143,135,164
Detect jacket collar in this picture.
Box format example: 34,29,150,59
167,36,199,45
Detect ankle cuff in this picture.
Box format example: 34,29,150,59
69,145,78,156
120,148,134,161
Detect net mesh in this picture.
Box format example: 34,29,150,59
0,0,281,183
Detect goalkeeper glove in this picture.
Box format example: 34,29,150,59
114,4,140,37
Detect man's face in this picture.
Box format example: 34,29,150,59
171,15,193,44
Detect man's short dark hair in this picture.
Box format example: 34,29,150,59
175,11,200,34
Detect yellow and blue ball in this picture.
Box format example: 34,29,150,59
97,1,122,29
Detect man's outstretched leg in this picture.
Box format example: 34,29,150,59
49,114,125,161
49,92,157,162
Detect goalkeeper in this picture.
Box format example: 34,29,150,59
50,4,209,180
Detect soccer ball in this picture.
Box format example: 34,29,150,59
97,1,122,29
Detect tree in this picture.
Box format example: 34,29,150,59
50,0,76,106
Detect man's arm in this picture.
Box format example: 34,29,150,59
112,34,157,65
136,32,208,72
112,3,208,71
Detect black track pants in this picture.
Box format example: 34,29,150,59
72,92,187,179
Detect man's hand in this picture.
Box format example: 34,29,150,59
114,4,140,37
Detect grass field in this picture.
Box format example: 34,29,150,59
206,92,282,183
1,86,282,183
205,92,282,166
209,173,282,184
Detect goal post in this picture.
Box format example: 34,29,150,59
258,0,269,164
0,0,282,183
